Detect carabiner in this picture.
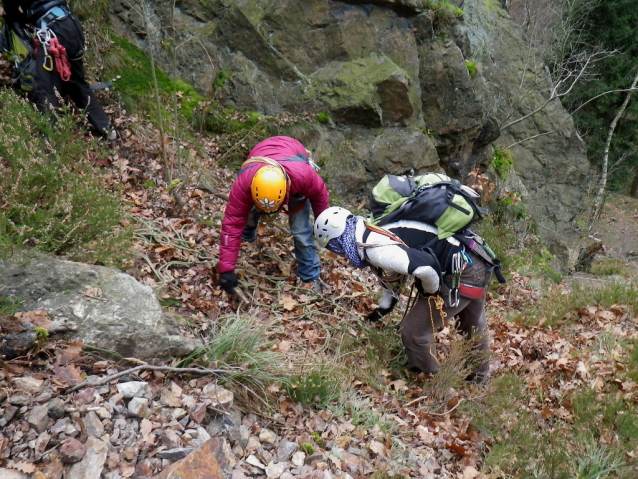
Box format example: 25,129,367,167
449,287,460,308
43,55,53,71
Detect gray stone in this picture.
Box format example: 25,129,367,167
66,437,108,479
116,381,150,399
258,428,277,446
277,441,299,462
12,376,45,394
84,411,105,437
157,447,194,461
127,397,150,417
27,404,50,433
0,256,203,361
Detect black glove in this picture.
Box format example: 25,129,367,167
366,296,399,323
219,271,238,294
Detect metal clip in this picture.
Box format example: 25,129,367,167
308,158,321,172
43,55,53,71
449,287,460,308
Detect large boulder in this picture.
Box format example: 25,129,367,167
108,0,592,263
0,255,202,361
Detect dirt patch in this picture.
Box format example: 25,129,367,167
589,193,638,260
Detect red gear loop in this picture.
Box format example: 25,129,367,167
48,38,71,81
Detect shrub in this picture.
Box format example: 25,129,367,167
423,1,464,20
0,90,131,265
284,363,343,408
316,111,330,124
466,61,477,78
185,314,287,385
492,145,514,179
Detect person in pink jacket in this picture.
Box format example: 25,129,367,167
218,136,330,295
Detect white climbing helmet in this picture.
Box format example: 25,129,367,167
314,206,353,248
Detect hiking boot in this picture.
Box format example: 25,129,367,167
311,278,324,295
241,232,257,243
106,128,117,142
466,370,490,385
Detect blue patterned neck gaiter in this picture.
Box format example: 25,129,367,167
326,217,369,268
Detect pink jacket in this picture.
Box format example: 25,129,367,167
217,136,330,274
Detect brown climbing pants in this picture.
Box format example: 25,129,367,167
399,250,491,377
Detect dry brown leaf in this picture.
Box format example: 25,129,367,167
56,341,84,365
368,440,386,457
10,461,36,473
140,418,153,439
388,379,408,392
14,310,51,328
280,294,297,311
462,466,479,478
54,363,84,386
278,340,292,352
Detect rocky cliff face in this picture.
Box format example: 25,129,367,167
109,0,590,263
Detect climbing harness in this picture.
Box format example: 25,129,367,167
448,250,466,307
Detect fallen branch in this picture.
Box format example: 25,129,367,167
66,364,238,393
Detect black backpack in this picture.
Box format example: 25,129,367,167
369,173,488,239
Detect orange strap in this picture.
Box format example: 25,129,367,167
363,222,407,246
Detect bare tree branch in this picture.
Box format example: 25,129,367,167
587,67,638,233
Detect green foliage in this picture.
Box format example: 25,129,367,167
201,108,263,135
475,375,636,478
105,37,205,124
492,145,514,179
316,111,330,124
465,61,477,78
475,215,567,294
627,340,638,382
560,0,638,193
0,90,131,265
34,326,49,342
213,70,231,89
515,275,638,329
284,364,343,408
0,298,22,316
334,395,395,432
496,192,527,222
590,258,635,278
187,314,287,385
68,0,110,22
300,443,315,454
426,329,486,401
362,321,406,381
423,1,463,20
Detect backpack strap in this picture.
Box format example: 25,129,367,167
362,222,407,246
455,232,507,284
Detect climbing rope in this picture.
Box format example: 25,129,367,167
36,28,71,81
48,37,71,81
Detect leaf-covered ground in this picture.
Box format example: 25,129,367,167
80,109,638,474
2,59,638,475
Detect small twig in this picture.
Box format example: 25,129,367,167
79,292,107,302
66,364,237,393
426,398,464,416
234,287,250,303
404,396,431,408
194,184,229,201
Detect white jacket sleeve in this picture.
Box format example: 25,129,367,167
361,233,440,294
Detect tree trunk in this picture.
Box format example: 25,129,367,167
587,67,638,233
630,172,638,198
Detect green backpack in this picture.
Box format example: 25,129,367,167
369,173,488,239
0,21,36,92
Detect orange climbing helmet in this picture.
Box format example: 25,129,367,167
251,166,287,213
